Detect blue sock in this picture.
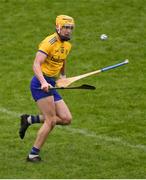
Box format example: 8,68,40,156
31,115,40,124
30,147,40,155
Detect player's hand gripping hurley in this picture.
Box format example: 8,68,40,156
56,59,129,88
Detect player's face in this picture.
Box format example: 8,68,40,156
60,25,74,39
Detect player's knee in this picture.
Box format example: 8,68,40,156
45,116,56,128
62,114,72,125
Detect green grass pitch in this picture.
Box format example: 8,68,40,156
0,0,146,178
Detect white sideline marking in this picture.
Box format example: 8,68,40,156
0,107,20,117
61,126,146,151
0,106,146,151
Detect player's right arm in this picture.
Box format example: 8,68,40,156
33,51,51,92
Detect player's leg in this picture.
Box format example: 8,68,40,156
19,75,52,139
27,96,56,162
19,86,70,139
55,99,72,125
20,99,72,128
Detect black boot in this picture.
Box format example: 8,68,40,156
19,114,30,139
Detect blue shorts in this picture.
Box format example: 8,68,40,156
30,75,62,102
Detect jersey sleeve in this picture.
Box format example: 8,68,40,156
66,42,72,57
68,43,72,54
38,38,52,56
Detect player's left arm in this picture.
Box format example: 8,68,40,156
59,43,72,79
59,60,66,78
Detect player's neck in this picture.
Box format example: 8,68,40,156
55,31,70,42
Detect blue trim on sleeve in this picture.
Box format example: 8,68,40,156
38,50,48,57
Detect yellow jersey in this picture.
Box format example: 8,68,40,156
38,33,72,77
